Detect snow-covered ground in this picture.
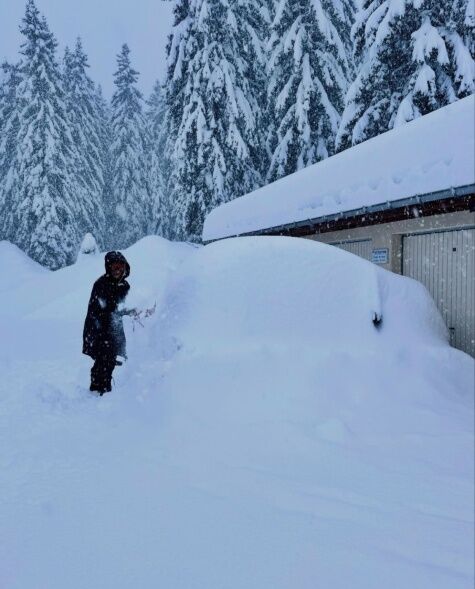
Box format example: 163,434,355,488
0,236,473,589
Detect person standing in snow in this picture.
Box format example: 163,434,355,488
83,251,135,395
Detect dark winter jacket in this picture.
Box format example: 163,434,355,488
82,252,131,359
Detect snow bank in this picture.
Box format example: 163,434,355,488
0,236,473,589
156,236,448,356
0,240,49,293
203,96,475,241
76,233,100,260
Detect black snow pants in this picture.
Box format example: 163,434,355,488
90,354,116,394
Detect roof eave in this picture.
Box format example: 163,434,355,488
204,183,475,243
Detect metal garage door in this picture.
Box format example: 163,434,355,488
403,228,475,357
331,239,372,261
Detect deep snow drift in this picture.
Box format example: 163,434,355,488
0,236,473,589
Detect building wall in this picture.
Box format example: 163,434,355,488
306,210,475,274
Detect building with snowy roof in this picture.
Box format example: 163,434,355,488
203,96,475,357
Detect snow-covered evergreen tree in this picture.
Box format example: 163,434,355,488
256,1,276,166
0,62,21,182
247,0,273,178
267,0,354,182
93,84,114,248
2,1,80,269
0,62,21,232
161,0,197,239
165,0,265,242
109,44,150,248
458,0,475,58
165,0,193,138
258,0,275,24
146,80,167,236
329,0,357,59
63,39,105,247
337,0,475,150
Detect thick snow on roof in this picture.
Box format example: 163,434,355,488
203,95,475,241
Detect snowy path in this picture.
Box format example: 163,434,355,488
0,237,473,589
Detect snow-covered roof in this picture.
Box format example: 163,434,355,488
203,95,475,241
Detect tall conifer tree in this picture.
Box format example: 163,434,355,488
110,44,150,248
4,1,80,268
63,39,106,246
267,0,354,182
329,0,356,61
94,84,114,248
160,1,193,239
165,0,265,241
146,80,167,236
0,62,21,233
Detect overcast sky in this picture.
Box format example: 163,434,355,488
0,0,174,98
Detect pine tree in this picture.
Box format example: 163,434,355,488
459,0,475,58
246,0,273,178
165,0,265,242
330,0,357,61
161,0,197,239
165,0,193,138
0,62,21,182
110,44,150,248
0,62,21,234
267,0,354,182
63,39,106,247
3,1,80,269
337,0,475,150
146,80,167,236
94,84,114,248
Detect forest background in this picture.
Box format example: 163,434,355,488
0,0,473,268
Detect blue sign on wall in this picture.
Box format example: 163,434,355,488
372,248,389,264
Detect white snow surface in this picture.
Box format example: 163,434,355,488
203,95,475,241
0,241,50,293
0,235,474,589
77,233,100,260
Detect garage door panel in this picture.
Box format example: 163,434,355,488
403,228,475,357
